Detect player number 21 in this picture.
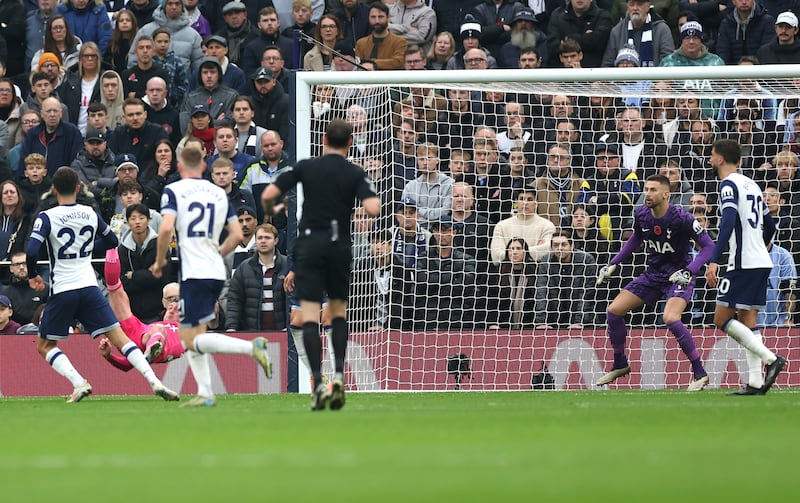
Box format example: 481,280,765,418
187,201,216,238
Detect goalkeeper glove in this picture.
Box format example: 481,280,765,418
668,269,692,286
596,264,617,286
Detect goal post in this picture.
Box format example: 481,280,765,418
295,65,800,392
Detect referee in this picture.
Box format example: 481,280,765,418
261,119,381,411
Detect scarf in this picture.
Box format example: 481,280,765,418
226,20,254,64
547,172,573,227
241,123,259,157
193,127,216,156
393,225,426,269
629,13,653,67
509,267,529,328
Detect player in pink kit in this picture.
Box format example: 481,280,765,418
97,248,186,370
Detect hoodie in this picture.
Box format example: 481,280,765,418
119,227,172,323
716,2,775,64
128,4,204,73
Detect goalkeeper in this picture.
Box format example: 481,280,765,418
595,174,715,391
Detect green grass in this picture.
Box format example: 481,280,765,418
1,391,798,502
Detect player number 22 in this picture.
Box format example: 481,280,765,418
187,201,216,238
56,225,94,259
746,194,762,229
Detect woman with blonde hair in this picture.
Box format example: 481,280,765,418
59,42,106,135
426,32,455,70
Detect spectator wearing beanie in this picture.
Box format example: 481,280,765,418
446,16,498,70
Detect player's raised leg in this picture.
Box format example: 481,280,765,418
662,297,708,391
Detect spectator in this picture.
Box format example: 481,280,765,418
31,14,82,76
201,0,273,35
224,205,258,274
70,125,116,195
118,180,165,237
568,203,611,265
248,66,289,143
717,57,778,132
118,202,173,323
142,75,181,147
415,217,477,330
184,0,211,39
763,182,800,263
350,227,414,331
108,97,168,170
190,35,246,95
660,19,726,69
497,101,533,157
214,1,259,66
392,196,432,273
20,71,62,117
758,242,797,327
716,0,775,65
547,0,613,68
18,153,52,214
121,35,171,100
210,158,256,223
281,0,317,65
355,2,407,70
602,0,674,67
240,130,291,223
469,0,521,57
139,138,179,204
7,110,40,178
486,238,537,330
103,8,138,72
303,13,343,71
662,96,709,150
179,56,237,133
388,0,437,54
767,149,800,216
0,294,21,334
332,0,370,49
490,185,556,265
18,96,83,177
97,153,139,230
1,0,28,78
125,0,159,29
150,27,190,108
507,148,533,192
675,117,718,196
463,126,514,223
533,142,585,228
177,103,215,156
607,106,665,181
99,69,125,129
57,42,104,135
0,78,22,151
225,223,289,332
57,0,112,54
259,46,290,93
206,123,256,183
232,96,267,158
449,181,492,291
499,9,548,69
426,31,456,70
129,0,204,74
1,251,47,326
0,181,32,263
241,6,295,77
579,142,641,242
757,10,800,64
534,231,597,329
401,142,454,225
26,0,59,75
447,24,498,70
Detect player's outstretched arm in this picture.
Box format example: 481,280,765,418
97,338,134,372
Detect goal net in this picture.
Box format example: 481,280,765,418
296,65,800,392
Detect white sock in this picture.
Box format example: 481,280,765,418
724,320,777,364
194,333,252,354
121,342,160,387
290,326,312,372
45,348,86,387
747,329,765,388
186,350,214,397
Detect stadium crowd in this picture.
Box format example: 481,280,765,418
0,0,798,338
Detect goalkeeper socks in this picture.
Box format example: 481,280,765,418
104,248,122,291
331,317,348,374
193,333,252,354
747,329,765,389
666,321,706,378
45,348,86,387
290,325,312,372
186,350,214,397
121,341,159,386
722,319,776,364
302,321,324,386
606,311,629,368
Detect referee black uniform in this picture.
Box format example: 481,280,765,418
273,154,378,303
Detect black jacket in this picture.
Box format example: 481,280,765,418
547,1,613,68
251,81,289,142
108,120,168,171
119,228,174,323
225,251,288,331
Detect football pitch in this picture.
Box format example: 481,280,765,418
1,391,797,502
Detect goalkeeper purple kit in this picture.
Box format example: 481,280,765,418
611,204,715,305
